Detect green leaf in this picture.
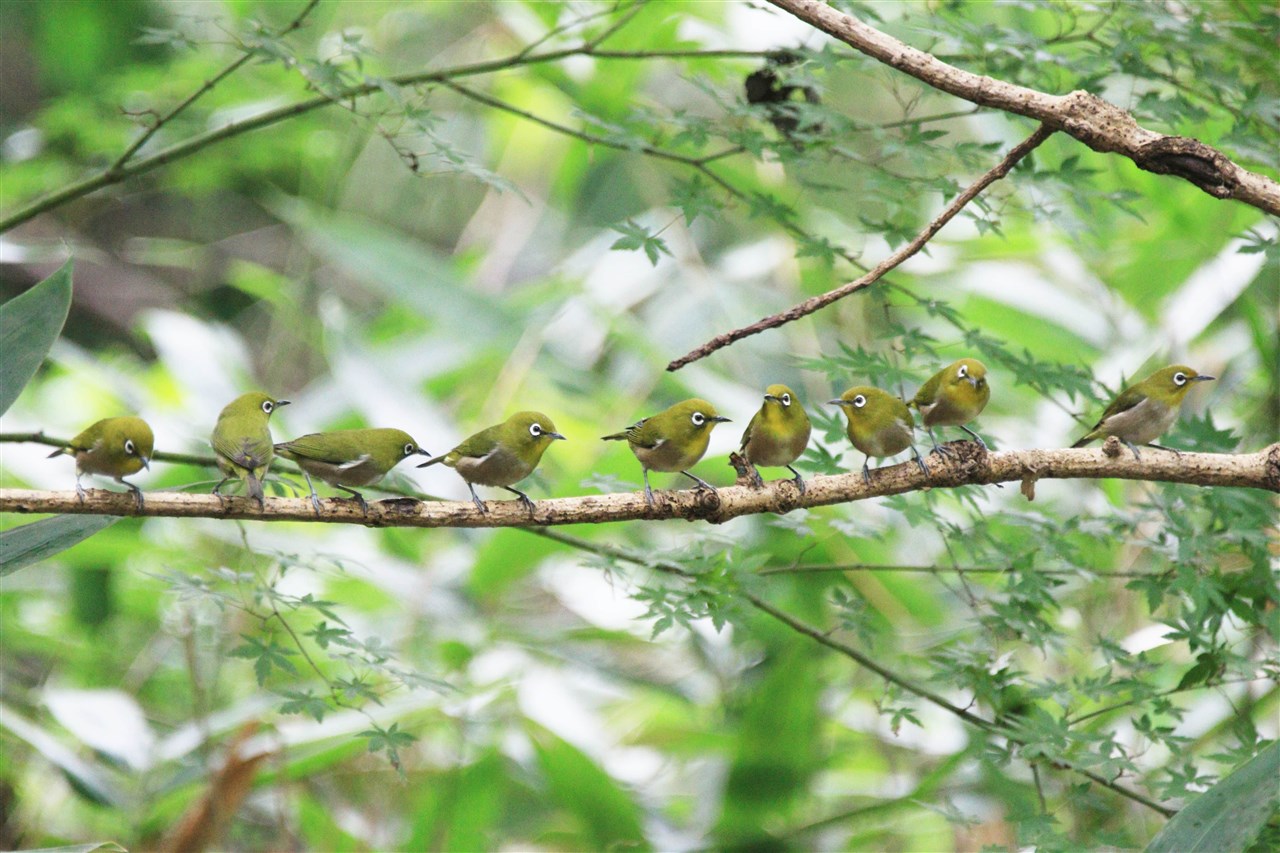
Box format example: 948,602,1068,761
1145,741,1279,853
0,258,73,416
527,722,649,850
0,515,119,577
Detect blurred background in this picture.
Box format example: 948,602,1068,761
1,1,1276,850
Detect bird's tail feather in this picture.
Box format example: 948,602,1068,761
601,432,627,441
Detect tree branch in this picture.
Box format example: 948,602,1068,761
768,0,1280,215
665,123,1054,370
3,444,1275,527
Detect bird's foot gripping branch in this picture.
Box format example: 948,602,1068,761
3,445,1276,529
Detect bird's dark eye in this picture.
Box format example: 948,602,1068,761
124,439,136,454
781,393,791,406
262,401,274,413
691,412,706,426
853,395,867,408
957,364,969,378
403,443,415,456
1173,372,1187,386
529,423,543,437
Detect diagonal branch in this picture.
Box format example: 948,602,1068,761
665,123,1054,370
2,444,1275,528
745,592,1177,817
768,0,1280,215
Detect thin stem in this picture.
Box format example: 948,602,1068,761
745,592,1176,817
110,0,322,171
665,123,1056,371
759,562,1156,579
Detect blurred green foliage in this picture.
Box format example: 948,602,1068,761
1,0,1277,850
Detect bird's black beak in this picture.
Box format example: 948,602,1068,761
548,431,567,441
417,447,432,456
277,400,292,407
1193,375,1215,382
827,398,844,406
966,376,980,389
141,457,152,471
763,394,780,403
711,416,731,423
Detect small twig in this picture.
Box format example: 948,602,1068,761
110,0,321,172
744,592,1177,817
758,562,1157,579
665,123,1055,370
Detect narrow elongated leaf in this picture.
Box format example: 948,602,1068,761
0,515,119,577
0,258,73,416
1146,741,1279,853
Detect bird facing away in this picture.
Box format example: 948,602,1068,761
275,428,430,514
418,411,564,514
829,387,929,484
602,398,731,506
48,416,154,510
739,384,811,493
211,391,288,508
1073,364,1214,460
910,358,991,456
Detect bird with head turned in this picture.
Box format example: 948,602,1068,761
419,411,564,514
1073,364,1214,460
910,358,991,456
829,386,929,484
48,416,154,510
602,398,731,506
275,428,430,515
211,391,289,508
739,384,811,493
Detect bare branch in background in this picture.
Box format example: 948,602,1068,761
768,0,1280,215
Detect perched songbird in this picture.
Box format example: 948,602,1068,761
418,411,564,514
48,416,154,509
910,358,991,456
739,384,811,493
829,387,929,484
602,398,731,506
275,428,430,514
211,391,288,507
1072,364,1214,460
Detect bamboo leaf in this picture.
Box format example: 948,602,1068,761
0,258,73,416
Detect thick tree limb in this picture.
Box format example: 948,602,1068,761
665,123,1054,370
3,444,1275,528
769,0,1280,215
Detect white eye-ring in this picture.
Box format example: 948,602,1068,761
852,394,867,408
403,443,415,456
529,423,543,437
691,412,706,426
1173,372,1187,386
124,439,136,454
957,364,969,378
780,393,792,406
261,401,274,413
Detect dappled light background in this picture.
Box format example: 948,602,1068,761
1,1,1276,850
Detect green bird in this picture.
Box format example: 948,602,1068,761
275,428,430,515
1072,364,1214,460
211,391,289,507
910,358,991,456
418,411,565,513
739,384,811,493
48,416,154,510
829,387,929,484
602,398,731,506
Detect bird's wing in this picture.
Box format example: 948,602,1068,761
602,417,653,445
1093,385,1147,427
449,425,501,461
276,433,355,465
910,371,943,408
213,431,273,471
738,410,761,452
